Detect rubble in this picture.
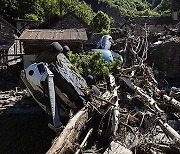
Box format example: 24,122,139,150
0,28,180,154
42,36,180,153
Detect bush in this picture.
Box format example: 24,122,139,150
67,51,122,80
90,11,111,33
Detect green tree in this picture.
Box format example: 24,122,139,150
90,11,111,33
0,0,60,23
59,0,94,24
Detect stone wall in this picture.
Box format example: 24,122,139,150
0,20,15,47
0,18,20,64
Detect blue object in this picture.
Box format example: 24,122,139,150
91,49,114,62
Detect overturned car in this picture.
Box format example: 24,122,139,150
21,42,88,131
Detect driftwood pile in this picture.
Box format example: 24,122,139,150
47,34,180,154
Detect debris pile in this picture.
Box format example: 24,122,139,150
45,36,180,153
1,29,179,154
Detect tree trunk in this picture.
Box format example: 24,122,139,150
47,107,89,154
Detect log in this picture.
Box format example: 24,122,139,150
120,65,140,74
120,77,180,145
75,128,93,154
158,120,180,145
109,75,120,136
120,77,163,112
163,95,180,111
46,107,89,154
148,81,180,111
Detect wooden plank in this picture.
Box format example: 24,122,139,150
71,30,79,40
53,30,63,40
42,31,54,40
20,30,31,39
62,29,71,40
18,29,87,41
77,29,87,41
29,31,39,39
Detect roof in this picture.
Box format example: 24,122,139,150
18,29,88,42
38,12,88,29
0,16,20,34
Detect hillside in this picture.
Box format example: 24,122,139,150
0,0,177,26
84,0,165,16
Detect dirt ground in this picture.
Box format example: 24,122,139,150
0,62,56,154
0,112,56,154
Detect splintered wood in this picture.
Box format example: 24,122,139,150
48,63,180,154
47,34,179,153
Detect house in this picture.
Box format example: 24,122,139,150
19,13,90,52
127,16,180,35
0,17,21,65
18,28,88,54
38,13,88,30
17,13,89,68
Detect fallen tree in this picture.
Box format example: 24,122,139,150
47,107,89,154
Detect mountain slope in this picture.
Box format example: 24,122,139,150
85,0,160,17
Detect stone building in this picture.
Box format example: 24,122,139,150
126,16,180,36
38,12,88,30
0,17,21,65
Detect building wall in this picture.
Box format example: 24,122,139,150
0,19,22,65
0,20,16,46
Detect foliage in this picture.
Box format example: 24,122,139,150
101,29,110,35
154,0,171,13
67,51,122,80
154,0,180,15
90,11,111,33
160,9,171,16
0,0,60,23
138,9,160,16
98,0,160,17
0,0,174,26
0,0,95,25
154,0,180,16
59,0,95,24
25,14,39,21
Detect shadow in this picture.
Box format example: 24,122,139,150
0,63,56,154
0,104,56,154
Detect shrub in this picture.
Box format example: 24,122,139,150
67,51,123,80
